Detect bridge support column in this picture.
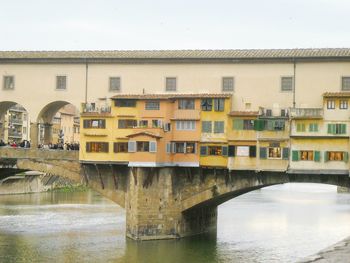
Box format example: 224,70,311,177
30,122,39,148
125,167,217,240
43,123,53,145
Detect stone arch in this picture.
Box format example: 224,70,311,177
181,171,350,212
0,101,31,144
35,101,80,146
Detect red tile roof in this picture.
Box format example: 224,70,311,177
323,92,350,98
111,93,231,100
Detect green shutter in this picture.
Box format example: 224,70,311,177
254,120,264,131
233,119,243,130
327,124,336,134
309,123,314,132
292,150,299,161
314,124,318,132
222,146,228,156
344,152,349,163
314,151,321,162
297,123,301,132
282,148,289,160
259,147,267,159
228,146,235,157
301,124,305,132
324,151,329,162
341,124,347,134
266,120,274,131
200,146,208,156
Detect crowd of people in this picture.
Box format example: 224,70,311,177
0,139,79,151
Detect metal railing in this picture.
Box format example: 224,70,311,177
81,103,111,114
289,108,323,118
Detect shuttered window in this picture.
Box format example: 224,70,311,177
327,123,346,135
176,121,196,130
149,141,157,152
109,77,121,92
259,147,267,159
83,119,106,129
166,143,171,154
254,120,265,131
222,77,234,92
113,142,128,153
233,119,243,130
296,123,305,132
200,146,208,156
281,76,293,92
214,98,225,111
118,119,137,128
201,99,213,111
128,141,136,152
309,123,318,132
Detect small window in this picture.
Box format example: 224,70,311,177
176,121,196,131
300,150,314,161
202,121,212,133
114,99,136,107
139,120,148,128
109,77,121,92
114,142,128,153
281,76,293,92
145,101,160,110
326,151,348,162
214,98,225,112
268,147,281,159
166,77,177,91
327,100,335,109
236,146,250,157
340,100,348,109
243,120,254,130
214,121,224,133
3,76,14,90
56,76,67,90
152,120,163,128
83,119,106,129
86,142,109,153
178,99,195,109
209,146,222,156
222,77,234,92
137,141,150,152
118,119,137,128
201,99,213,111
342,77,350,91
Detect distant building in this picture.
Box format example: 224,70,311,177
0,104,29,143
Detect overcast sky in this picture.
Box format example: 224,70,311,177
0,0,349,50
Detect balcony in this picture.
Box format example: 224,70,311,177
81,103,111,117
290,108,323,119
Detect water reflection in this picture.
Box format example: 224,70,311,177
0,184,350,263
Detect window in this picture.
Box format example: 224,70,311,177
243,120,254,130
300,151,314,161
214,98,225,111
268,147,281,159
309,123,318,132
325,151,348,162
236,146,250,157
152,119,163,128
137,141,149,152
327,123,346,134
114,99,136,107
202,121,212,133
178,99,195,109
109,77,121,92
176,121,196,130
86,142,109,153
201,99,213,111
164,123,171,131
342,77,350,91
265,120,285,131
166,77,177,91
113,142,128,153
83,119,106,129
56,76,67,90
139,120,148,128
340,100,348,109
222,77,234,92
281,76,293,92
3,76,14,90
327,100,335,109
118,119,137,128
214,121,224,133
174,142,196,154
145,101,160,110
209,146,222,156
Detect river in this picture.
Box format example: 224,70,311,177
1,183,350,263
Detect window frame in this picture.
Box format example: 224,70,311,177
113,142,128,153
145,100,160,110
3,75,15,90
340,100,348,110
341,76,350,91
281,76,293,92
56,75,67,90
222,77,234,92
327,100,335,109
178,99,195,110
176,120,196,131
201,99,213,111
268,146,282,159
109,76,121,92
165,77,177,92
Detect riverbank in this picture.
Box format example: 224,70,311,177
299,236,350,262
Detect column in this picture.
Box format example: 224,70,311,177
43,123,53,145
30,122,39,148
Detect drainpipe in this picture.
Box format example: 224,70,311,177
293,58,296,108
85,59,89,103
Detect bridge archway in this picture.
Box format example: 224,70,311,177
0,101,31,144
34,101,80,146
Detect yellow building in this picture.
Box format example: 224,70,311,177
289,93,350,174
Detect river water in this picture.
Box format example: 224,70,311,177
1,183,350,263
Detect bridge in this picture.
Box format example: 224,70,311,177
1,147,350,240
